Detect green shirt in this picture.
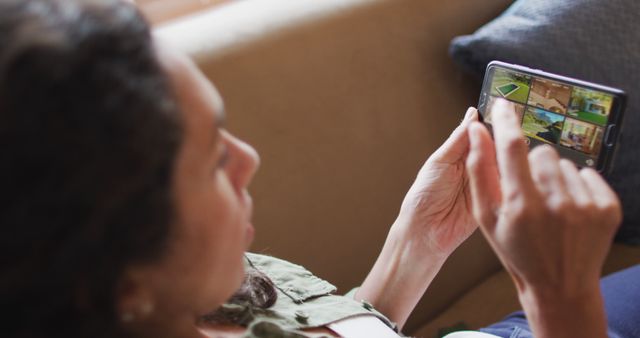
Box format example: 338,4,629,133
214,253,399,338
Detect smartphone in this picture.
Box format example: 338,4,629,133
478,61,627,174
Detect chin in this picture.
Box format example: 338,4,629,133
200,273,244,315
200,257,246,309
226,254,247,295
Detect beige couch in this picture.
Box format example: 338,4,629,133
155,1,640,336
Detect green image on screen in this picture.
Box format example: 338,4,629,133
496,83,520,97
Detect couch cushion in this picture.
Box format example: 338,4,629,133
448,0,640,245
410,244,640,338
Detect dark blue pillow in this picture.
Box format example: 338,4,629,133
449,0,640,245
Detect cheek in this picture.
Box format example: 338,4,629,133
200,175,247,282
170,173,247,312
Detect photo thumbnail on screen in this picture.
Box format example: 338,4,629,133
527,77,571,114
489,68,531,104
483,95,525,125
567,87,613,126
559,117,604,156
522,107,565,144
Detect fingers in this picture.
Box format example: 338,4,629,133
580,168,623,226
557,159,621,229
558,159,591,206
490,99,536,201
528,145,569,204
466,121,502,230
579,169,617,207
463,106,477,122
429,107,478,164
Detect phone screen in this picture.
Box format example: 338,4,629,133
479,63,625,171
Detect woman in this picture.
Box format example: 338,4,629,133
0,1,635,337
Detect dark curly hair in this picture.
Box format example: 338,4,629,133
0,0,182,337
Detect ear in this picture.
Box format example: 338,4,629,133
116,268,156,323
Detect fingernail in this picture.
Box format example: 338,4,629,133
461,107,477,124
464,107,475,120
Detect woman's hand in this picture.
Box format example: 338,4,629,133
465,99,622,338
393,107,479,259
357,107,481,328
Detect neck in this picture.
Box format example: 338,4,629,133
129,314,207,338
198,324,246,338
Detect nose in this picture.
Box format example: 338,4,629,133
222,130,260,193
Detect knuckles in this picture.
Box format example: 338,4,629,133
469,127,622,233
507,194,622,233
546,194,575,215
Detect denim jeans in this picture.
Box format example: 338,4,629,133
479,264,640,338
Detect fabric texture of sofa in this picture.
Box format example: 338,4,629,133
155,1,640,336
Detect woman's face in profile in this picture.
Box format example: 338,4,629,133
119,41,260,336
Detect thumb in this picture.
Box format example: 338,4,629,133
466,121,501,232
429,107,478,163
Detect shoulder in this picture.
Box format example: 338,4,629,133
245,253,337,303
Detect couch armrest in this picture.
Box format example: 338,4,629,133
155,0,512,333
